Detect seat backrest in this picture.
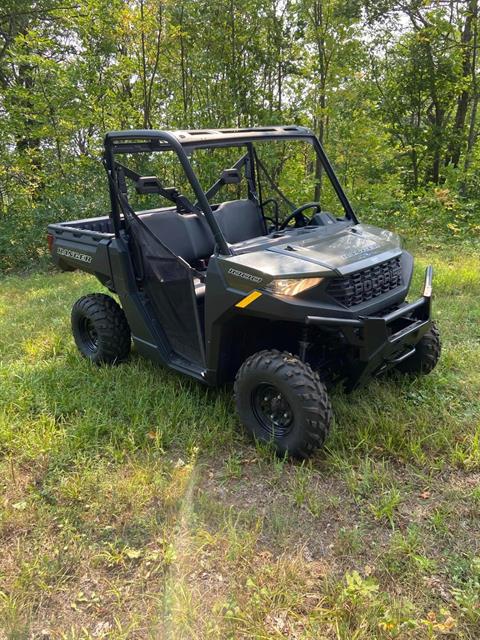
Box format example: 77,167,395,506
139,209,214,263
213,199,266,244
137,199,266,262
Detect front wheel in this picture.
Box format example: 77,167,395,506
396,322,441,376
71,293,131,365
234,350,333,458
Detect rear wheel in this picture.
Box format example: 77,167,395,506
71,293,131,364
234,350,333,458
396,322,441,376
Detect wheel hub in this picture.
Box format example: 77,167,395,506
251,383,293,438
80,317,98,352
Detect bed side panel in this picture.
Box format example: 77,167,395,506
48,224,114,288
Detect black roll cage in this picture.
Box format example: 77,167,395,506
103,126,358,256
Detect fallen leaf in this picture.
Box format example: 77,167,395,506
439,616,456,631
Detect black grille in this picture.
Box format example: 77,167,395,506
327,257,403,307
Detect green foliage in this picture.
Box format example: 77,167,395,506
362,185,480,245
1,0,480,272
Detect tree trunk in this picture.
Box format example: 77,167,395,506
139,0,149,129
462,1,479,189
180,31,188,120
15,63,41,155
424,41,444,184
311,0,328,202
445,1,475,167
314,87,326,201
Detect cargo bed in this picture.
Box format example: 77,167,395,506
47,214,116,287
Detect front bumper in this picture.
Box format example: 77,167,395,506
306,266,434,389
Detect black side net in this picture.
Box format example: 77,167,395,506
121,202,205,367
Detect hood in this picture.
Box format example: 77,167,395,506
222,224,402,287
268,224,402,276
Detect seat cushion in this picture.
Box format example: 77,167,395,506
213,199,266,244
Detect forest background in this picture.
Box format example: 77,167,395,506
1,0,480,271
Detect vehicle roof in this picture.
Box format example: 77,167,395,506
105,125,315,151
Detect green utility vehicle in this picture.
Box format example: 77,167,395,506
48,126,441,457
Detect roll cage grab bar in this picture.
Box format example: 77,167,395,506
103,128,358,256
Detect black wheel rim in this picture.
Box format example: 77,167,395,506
251,383,294,439
79,317,98,353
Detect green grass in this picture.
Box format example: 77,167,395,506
0,244,479,638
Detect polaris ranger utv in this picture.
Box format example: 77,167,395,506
48,126,441,457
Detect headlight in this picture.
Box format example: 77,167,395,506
266,277,323,297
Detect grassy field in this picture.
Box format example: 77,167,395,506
0,242,479,639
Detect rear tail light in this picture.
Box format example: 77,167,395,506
47,233,54,252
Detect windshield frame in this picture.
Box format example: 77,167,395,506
104,128,358,256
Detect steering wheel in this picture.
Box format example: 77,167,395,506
279,202,321,230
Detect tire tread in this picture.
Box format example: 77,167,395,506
397,322,441,375
234,349,333,458
71,293,131,364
